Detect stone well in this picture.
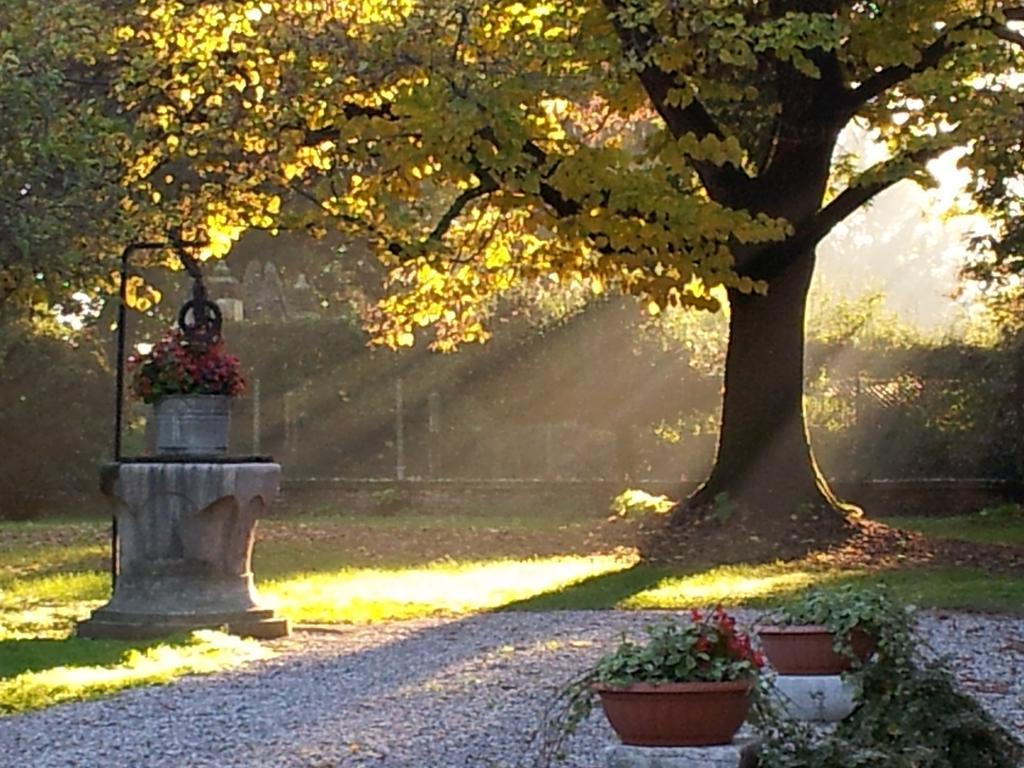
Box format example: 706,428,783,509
76,459,288,640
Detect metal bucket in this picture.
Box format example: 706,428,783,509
153,395,231,456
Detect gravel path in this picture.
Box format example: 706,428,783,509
2,610,1022,767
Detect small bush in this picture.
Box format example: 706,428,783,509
609,488,674,519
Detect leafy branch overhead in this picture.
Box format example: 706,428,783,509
7,1,1024,346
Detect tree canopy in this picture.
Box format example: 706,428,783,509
6,1,1021,338
87,0,1022,346
5,0,1024,540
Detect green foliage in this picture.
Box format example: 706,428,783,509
0,325,110,519
837,664,1022,768
772,585,908,635
646,286,1021,481
533,608,762,764
807,290,928,350
757,591,1024,768
768,585,912,664
592,610,763,686
49,0,1016,349
0,0,134,321
536,589,1023,767
799,287,1020,481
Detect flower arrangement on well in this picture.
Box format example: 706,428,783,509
129,328,245,405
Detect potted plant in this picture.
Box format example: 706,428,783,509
536,596,1023,768
129,328,246,456
554,607,764,748
756,586,905,676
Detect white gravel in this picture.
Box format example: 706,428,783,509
2,610,1022,767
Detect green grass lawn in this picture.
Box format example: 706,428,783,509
0,520,272,715
2,507,1022,716
881,504,1024,546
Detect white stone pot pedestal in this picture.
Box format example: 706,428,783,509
77,460,288,640
606,736,761,768
771,675,857,722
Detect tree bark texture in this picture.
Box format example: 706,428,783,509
675,245,853,527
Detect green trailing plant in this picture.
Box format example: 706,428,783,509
755,589,1023,768
763,585,912,663
531,589,1024,768
831,663,1023,768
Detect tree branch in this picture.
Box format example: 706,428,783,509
298,102,397,146
389,174,500,258
843,9,1024,114
600,0,754,201
992,23,1024,48
796,147,938,248
843,31,956,114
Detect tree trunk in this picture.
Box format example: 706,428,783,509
672,245,856,534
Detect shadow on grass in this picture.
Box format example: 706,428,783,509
496,560,854,614
498,563,675,611
0,636,167,680
495,559,1024,616
494,562,825,614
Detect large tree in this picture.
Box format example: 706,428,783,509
90,0,1024,541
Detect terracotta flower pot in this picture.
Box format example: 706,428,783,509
757,625,876,675
595,679,755,747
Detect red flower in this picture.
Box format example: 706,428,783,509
129,328,246,404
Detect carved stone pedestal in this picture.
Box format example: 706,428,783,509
77,461,289,640
606,736,761,768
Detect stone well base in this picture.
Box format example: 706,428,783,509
77,461,288,641
77,608,288,641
